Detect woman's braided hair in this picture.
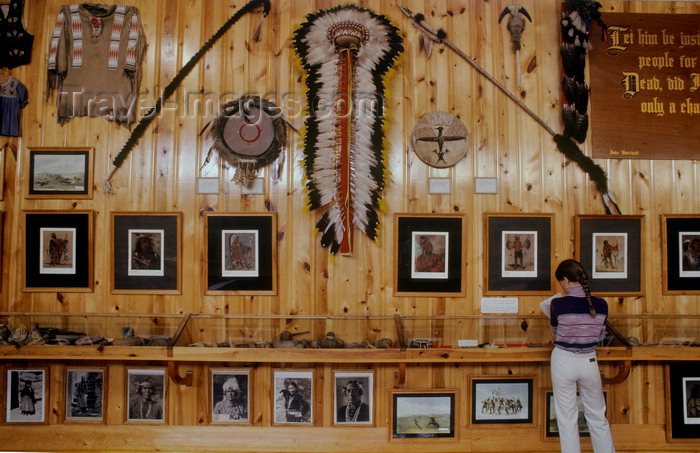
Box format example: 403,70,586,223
555,259,596,317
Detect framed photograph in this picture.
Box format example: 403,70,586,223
204,212,277,295
111,212,182,294
394,213,466,296
65,367,106,423
576,215,643,296
485,213,553,295
666,362,700,441
0,147,5,201
272,369,313,425
390,389,457,439
544,389,608,439
333,370,374,426
23,211,93,292
126,368,167,423
209,368,251,424
4,368,47,424
27,147,93,199
470,377,534,425
662,215,700,294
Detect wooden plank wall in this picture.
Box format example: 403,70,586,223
0,1,699,452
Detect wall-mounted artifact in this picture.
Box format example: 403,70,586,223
0,0,34,69
410,111,469,168
293,5,403,255
46,3,146,128
498,4,532,89
201,96,286,188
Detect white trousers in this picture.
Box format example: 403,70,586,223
551,347,615,453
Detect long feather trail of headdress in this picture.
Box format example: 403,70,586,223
293,5,403,255
399,4,620,215
102,0,271,194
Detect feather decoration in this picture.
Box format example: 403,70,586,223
292,5,403,255
102,0,270,193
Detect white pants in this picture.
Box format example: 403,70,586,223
551,347,615,453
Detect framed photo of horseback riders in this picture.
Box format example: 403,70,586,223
390,389,458,440
469,376,534,426
662,215,700,295
111,212,182,295
204,212,277,295
575,215,643,296
393,213,466,297
26,147,93,199
23,211,93,292
484,213,554,295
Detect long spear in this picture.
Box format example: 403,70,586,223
102,0,271,193
398,5,620,215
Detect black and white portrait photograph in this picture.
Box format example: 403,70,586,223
411,232,448,279
333,371,373,425
471,377,533,424
5,369,46,423
221,230,259,277
273,370,313,425
502,231,536,277
592,232,628,279
210,368,250,424
65,368,105,422
126,369,166,422
40,227,75,274
128,229,164,276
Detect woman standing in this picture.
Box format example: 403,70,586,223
550,259,615,453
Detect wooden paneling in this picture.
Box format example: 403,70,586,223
0,0,699,451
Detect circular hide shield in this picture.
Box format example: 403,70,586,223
222,106,275,157
411,111,469,168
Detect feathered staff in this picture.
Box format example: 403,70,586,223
560,0,607,144
499,4,532,89
102,0,271,193
293,5,403,255
399,5,620,215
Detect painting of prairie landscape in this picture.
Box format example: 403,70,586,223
29,148,91,197
391,391,455,439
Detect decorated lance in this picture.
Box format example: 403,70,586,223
398,5,620,215
102,0,271,194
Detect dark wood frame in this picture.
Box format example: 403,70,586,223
394,213,466,297
27,147,93,199
662,214,700,295
390,389,458,440
485,213,553,295
543,388,608,440
469,376,534,426
23,210,94,292
204,212,277,295
666,362,700,441
111,212,182,294
575,215,643,296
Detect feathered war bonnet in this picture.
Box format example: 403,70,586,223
292,5,403,255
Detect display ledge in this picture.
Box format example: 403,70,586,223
3,344,697,362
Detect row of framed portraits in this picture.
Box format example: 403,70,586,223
5,364,700,442
19,210,700,296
